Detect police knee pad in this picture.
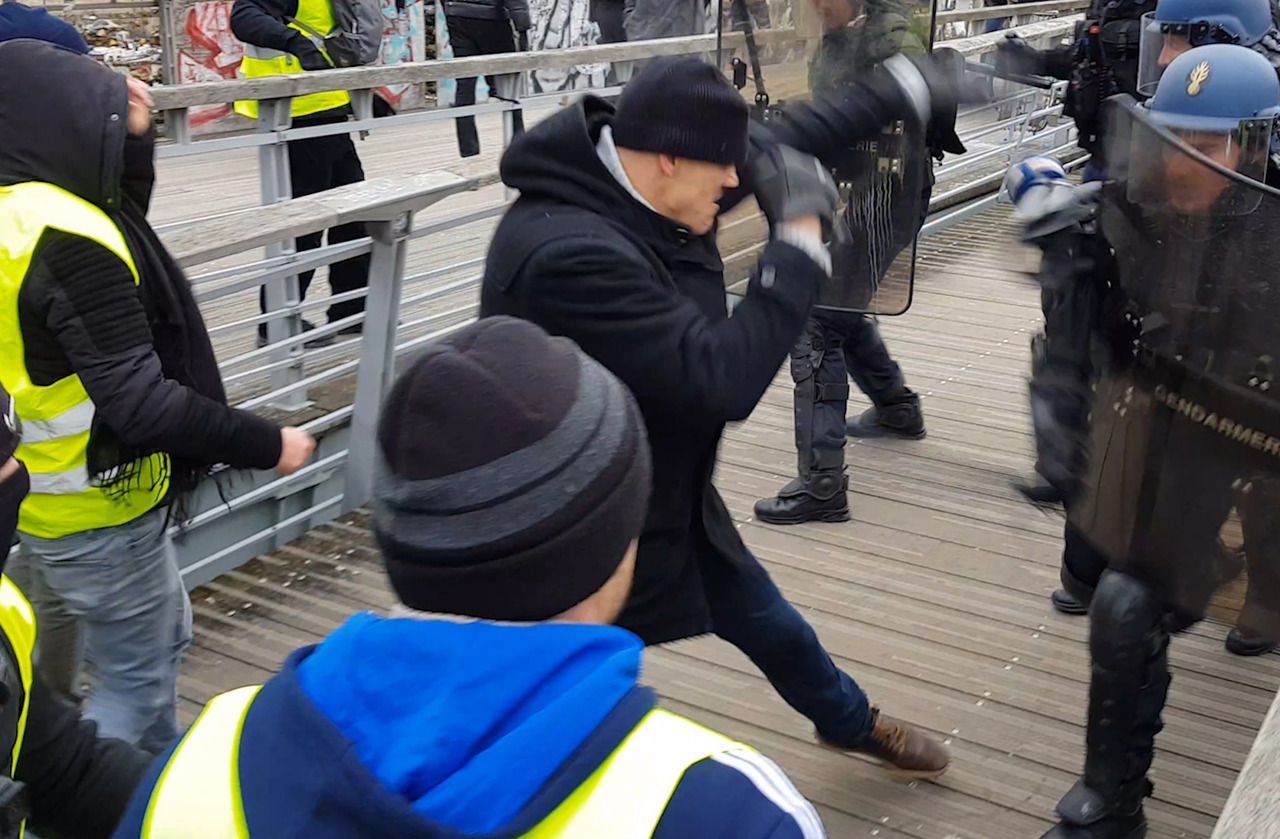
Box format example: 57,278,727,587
1089,571,1168,672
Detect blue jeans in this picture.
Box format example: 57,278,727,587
14,508,192,754
703,551,873,745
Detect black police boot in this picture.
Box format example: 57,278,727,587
1040,780,1149,839
1052,563,1097,616
846,393,925,440
1042,573,1167,839
1014,479,1068,508
1226,627,1277,656
754,471,850,525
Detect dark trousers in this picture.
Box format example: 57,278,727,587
704,551,872,745
792,309,908,477
590,0,626,42
259,132,370,323
448,16,524,158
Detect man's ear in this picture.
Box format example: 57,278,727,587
658,154,679,177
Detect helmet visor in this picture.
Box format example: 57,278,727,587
1107,97,1276,215
1136,14,1237,98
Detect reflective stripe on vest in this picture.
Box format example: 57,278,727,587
140,692,743,839
233,0,351,120
0,576,38,838
0,182,169,539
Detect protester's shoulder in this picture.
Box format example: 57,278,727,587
516,213,655,284
654,746,825,839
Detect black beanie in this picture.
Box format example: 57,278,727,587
372,316,652,622
612,56,750,166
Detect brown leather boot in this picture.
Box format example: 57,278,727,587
818,708,950,779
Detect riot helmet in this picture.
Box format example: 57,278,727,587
1116,44,1280,214
1137,0,1275,94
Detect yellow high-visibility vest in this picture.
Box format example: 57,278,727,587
140,688,746,839
0,576,39,839
234,0,352,121
0,182,168,539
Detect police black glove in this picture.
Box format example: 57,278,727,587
996,33,1044,77
747,143,839,237
883,51,967,157
287,33,332,71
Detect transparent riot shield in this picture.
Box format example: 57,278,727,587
1071,99,1280,634
727,0,937,314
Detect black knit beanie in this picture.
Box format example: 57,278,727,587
372,317,652,622
612,56,750,166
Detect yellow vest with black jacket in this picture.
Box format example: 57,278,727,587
0,577,39,837
233,0,352,120
138,692,746,838
0,182,168,540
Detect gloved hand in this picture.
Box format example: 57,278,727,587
996,33,1044,77
882,50,967,157
288,33,332,71
747,143,839,236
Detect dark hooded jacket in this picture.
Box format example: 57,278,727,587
0,40,282,513
479,85,908,642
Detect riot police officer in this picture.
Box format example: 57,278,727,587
754,0,958,525
1008,0,1276,502
1021,0,1280,661
1035,45,1280,839
998,0,1158,180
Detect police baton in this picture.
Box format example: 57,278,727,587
963,60,1056,90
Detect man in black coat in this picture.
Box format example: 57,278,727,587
480,56,954,776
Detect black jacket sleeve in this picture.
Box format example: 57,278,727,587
1040,42,1075,80
721,73,912,212
517,237,822,423
26,232,283,471
18,673,151,839
231,0,304,53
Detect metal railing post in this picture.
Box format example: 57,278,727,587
343,213,412,509
258,96,309,409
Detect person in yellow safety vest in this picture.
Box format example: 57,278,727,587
230,0,375,349
0,383,152,839
113,317,828,839
0,40,317,755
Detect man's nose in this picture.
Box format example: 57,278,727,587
725,165,740,189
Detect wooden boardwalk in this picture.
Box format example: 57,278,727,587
174,194,1280,838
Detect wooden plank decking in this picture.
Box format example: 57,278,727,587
172,196,1280,838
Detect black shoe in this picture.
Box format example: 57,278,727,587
846,396,925,440
1041,781,1148,839
256,319,335,349
1014,479,1067,507
754,474,849,525
1226,627,1277,656
1052,589,1090,615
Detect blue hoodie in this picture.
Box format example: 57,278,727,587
114,615,824,838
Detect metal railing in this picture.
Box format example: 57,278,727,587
160,170,478,585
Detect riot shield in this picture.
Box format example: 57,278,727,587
1070,99,1280,634
728,0,936,314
